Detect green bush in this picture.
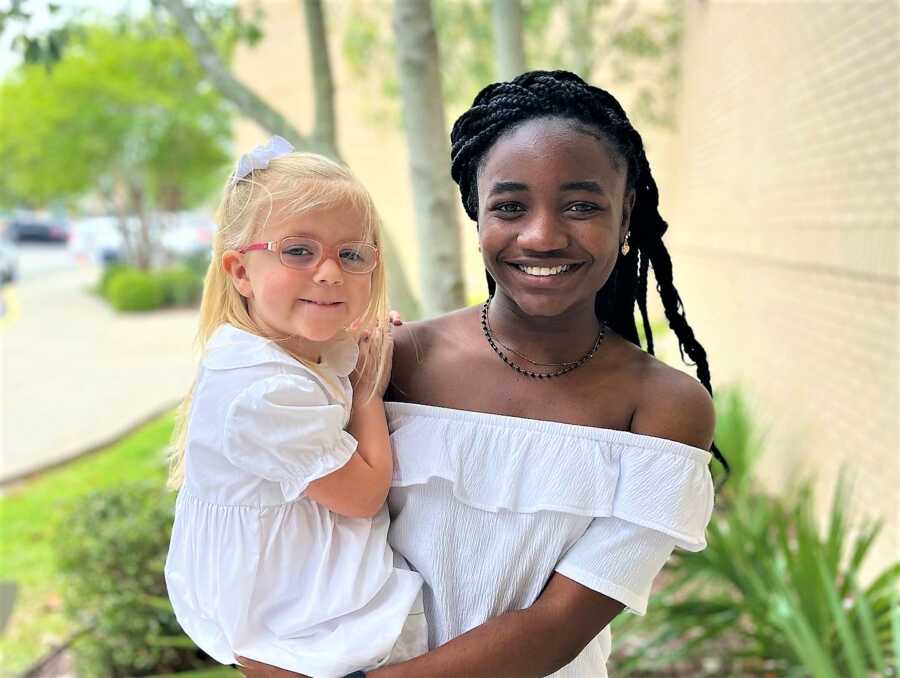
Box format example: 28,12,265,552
53,482,209,677
97,264,130,299
157,266,203,307
107,270,165,312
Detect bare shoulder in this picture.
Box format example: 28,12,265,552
392,308,472,363
388,307,476,400
629,354,716,450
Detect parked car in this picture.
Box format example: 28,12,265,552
0,237,18,283
8,217,69,243
68,216,127,265
161,213,214,259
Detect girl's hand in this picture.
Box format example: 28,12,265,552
352,324,394,399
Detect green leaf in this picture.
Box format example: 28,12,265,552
852,579,886,672
816,559,867,677
892,589,900,671
842,520,880,598
771,590,839,678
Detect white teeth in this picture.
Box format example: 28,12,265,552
516,264,571,276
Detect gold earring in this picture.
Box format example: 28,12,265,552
621,232,631,256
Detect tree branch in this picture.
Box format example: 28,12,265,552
157,0,333,155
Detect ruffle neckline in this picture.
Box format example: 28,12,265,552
386,402,715,551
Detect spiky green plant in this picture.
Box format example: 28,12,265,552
611,389,900,677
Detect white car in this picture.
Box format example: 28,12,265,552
67,216,128,266
160,212,215,259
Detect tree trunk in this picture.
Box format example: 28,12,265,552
392,0,465,317
112,187,135,267
302,0,337,153
380,228,421,320
491,0,527,81
567,0,599,79
300,0,419,317
127,181,152,270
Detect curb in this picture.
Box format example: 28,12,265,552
0,401,179,490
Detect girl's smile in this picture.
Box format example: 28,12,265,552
297,298,345,309
503,260,587,285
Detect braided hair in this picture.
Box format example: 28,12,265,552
450,70,728,472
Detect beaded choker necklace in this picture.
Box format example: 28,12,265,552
480,297,606,379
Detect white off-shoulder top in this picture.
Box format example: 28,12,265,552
164,325,423,678
385,402,714,678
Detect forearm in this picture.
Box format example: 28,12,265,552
304,396,392,517
369,608,579,678
237,609,575,678
369,574,622,678
347,395,392,496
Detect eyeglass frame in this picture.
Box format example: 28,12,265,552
236,235,380,274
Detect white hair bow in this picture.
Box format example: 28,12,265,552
230,135,295,185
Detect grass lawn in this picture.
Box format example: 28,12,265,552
0,412,175,674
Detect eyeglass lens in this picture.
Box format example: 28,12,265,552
280,237,376,274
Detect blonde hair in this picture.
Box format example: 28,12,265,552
167,152,389,489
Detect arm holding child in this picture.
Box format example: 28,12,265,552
305,328,394,518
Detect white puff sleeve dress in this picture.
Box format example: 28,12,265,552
164,325,424,678
385,402,715,678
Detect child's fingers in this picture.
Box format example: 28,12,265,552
388,310,403,326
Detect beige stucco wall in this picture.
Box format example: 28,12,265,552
669,1,899,573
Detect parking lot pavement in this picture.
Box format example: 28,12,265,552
0,263,199,484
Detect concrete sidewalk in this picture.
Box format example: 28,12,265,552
1,265,199,484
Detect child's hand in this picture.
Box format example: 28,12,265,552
352,324,394,399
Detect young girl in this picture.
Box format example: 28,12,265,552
164,138,426,678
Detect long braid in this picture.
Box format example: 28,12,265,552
636,249,654,356
611,247,640,346
450,70,728,472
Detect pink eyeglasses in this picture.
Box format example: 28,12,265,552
238,236,379,274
